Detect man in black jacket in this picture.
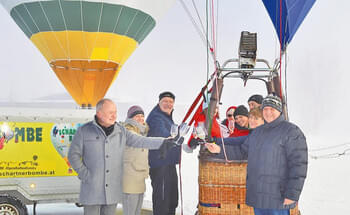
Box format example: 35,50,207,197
206,94,308,215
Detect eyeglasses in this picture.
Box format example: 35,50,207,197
227,114,234,117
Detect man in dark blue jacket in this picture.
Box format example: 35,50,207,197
147,91,180,215
206,94,308,215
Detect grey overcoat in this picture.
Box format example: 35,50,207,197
68,120,163,205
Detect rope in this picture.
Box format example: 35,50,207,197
210,0,217,60
179,0,214,55
309,142,350,152
215,0,219,55
309,149,350,159
179,145,184,215
284,48,289,116
279,0,283,99
191,0,206,38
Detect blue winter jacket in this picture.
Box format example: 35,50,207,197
225,115,308,209
147,105,181,168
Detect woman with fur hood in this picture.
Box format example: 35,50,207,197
122,105,150,215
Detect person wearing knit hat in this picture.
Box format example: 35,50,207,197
233,105,249,127
261,94,283,123
157,91,175,116
68,98,181,215
159,91,175,101
248,94,264,110
205,93,308,214
146,91,179,215
230,105,250,137
261,94,283,112
123,105,149,215
127,105,145,119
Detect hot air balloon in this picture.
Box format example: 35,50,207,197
262,0,316,52
0,0,175,107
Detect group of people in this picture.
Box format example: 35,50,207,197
192,94,308,215
68,92,180,215
221,94,264,137
68,91,308,215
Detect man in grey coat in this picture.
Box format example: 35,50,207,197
68,98,177,215
206,94,308,215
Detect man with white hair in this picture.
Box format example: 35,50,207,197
68,98,179,215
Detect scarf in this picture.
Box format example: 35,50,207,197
124,118,148,136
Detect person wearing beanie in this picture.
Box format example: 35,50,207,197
146,91,180,215
248,94,264,110
159,91,175,101
122,105,149,215
68,99,181,215
127,105,144,119
261,94,283,114
206,93,308,215
229,105,250,137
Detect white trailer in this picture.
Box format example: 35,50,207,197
0,107,94,215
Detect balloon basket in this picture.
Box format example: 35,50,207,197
197,157,300,215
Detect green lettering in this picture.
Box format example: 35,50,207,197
36,128,42,141
27,128,34,142
15,127,25,142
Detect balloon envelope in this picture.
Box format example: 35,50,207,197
262,0,316,51
1,0,175,107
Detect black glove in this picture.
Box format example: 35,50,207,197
205,136,214,143
159,138,178,159
189,138,201,149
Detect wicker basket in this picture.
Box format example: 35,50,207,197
198,158,253,215
197,158,300,215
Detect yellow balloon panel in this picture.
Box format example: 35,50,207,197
30,31,138,64
52,60,120,107
29,31,138,107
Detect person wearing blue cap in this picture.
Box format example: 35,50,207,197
146,91,180,215
248,94,264,110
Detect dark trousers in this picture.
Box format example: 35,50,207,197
254,208,290,215
150,165,178,215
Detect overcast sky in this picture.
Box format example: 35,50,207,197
0,0,349,144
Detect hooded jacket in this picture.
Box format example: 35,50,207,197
122,119,150,194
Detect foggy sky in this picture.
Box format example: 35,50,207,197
0,1,349,142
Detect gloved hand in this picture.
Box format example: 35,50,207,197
205,136,214,143
159,137,184,159
189,138,201,149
